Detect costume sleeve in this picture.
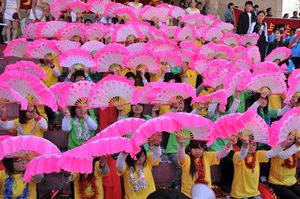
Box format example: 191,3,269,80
116,152,128,174
35,116,48,132
0,120,15,130
62,116,72,132
85,116,98,131
278,144,299,160
266,145,283,159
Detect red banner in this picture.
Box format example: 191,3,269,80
233,7,300,35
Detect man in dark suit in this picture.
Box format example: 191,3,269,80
236,1,257,35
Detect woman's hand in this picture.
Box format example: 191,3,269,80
176,135,185,145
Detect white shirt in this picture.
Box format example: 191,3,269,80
247,12,252,33
128,2,143,10
186,7,200,14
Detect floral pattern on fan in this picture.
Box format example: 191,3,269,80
3,38,28,58
5,61,47,80
58,81,95,107
0,71,58,111
59,49,96,69
0,80,28,110
89,75,136,109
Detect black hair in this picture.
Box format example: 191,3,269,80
19,105,40,124
253,4,259,9
274,29,284,35
73,70,85,81
163,72,175,82
245,1,253,6
186,140,207,178
125,71,144,86
266,7,272,12
125,146,147,171
257,10,266,16
147,189,190,199
283,13,289,18
70,106,90,118
2,158,17,175
125,72,136,80
84,19,93,24
274,23,285,30
228,2,234,9
128,104,145,118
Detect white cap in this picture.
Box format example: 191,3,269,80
191,184,216,199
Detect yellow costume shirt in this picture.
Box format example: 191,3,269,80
117,153,160,199
268,94,282,110
231,151,269,198
180,153,219,198
269,152,300,186
73,161,104,199
12,119,46,137
0,171,37,199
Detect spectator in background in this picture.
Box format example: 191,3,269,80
267,29,286,56
289,28,300,69
186,0,200,14
196,2,203,13
236,1,257,35
224,2,234,24
266,7,272,17
249,10,268,61
283,13,289,18
253,4,259,15
291,11,299,19
268,23,285,43
0,0,21,43
179,0,186,9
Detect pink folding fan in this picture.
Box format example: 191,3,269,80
65,1,90,13
35,21,66,39
63,137,140,159
94,43,129,72
84,23,109,41
58,81,95,108
0,71,58,111
124,51,160,73
131,116,182,146
111,23,144,43
192,89,228,112
174,25,197,41
168,5,186,19
247,73,287,94
265,47,291,63
0,80,28,110
56,23,85,40
241,33,259,46
57,155,93,174
5,61,47,80
25,39,60,59
88,0,107,15
113,7,137,21
3,38,28,58
59,49,96,69
163,112,214,141
55,40,81,53
220,33,242,48
88,118,146,142
269,108,300,146
24,154,61,183
0,135,61,160
147,82,196,105
80,41,105,57
88,74,136,109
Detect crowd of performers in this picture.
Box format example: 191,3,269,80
0,0,300,199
